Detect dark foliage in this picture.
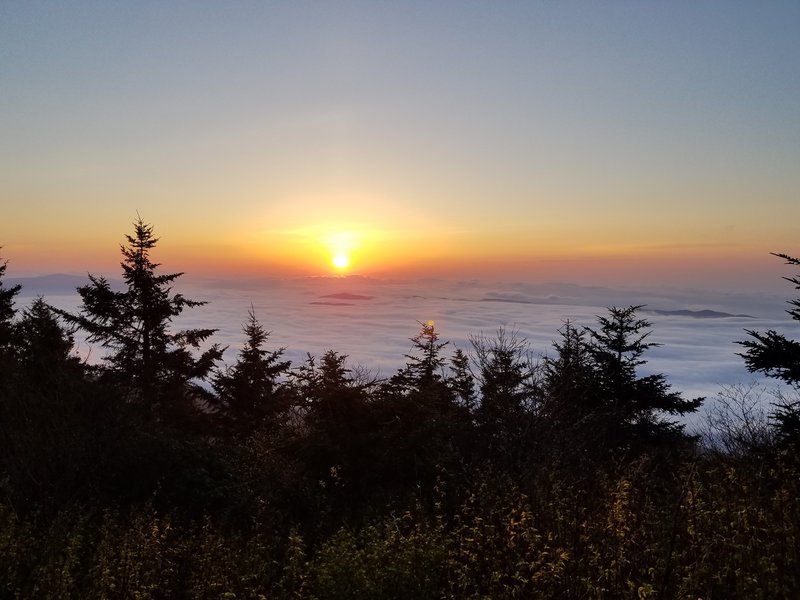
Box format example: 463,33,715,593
470,328,539,468
212,307,291,435
448,347,475,409
375,322,472,497
739,252,800,446
585,305,703,450
4,226,800,598
56,217,223,422
540,320,603,464
0,253,22,382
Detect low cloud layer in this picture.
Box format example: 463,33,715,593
21,275,794,406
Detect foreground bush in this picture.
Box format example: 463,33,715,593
2,453,798,599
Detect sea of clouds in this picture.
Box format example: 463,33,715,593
17,274,797,415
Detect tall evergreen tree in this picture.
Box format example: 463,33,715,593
212,307,290,434
586,305,702,448
378,321,468,488
541,321,598,431
290,350,383,507
738,253,800,445
470,328,538,464
472,328,536,420
449,348,475,410
0,254,22,381
58,218,223,417
2,301,106,510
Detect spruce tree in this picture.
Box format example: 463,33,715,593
586,305,702,448
739,253,800,446
470,328,538,464
378,321,467,487
0,254,22,381
472,328,535,419
212,307,290,434
59,218,222,417
291,350,380,503
15,297,82,385
390,320,449,393
449,348,475,410
541,321,598,431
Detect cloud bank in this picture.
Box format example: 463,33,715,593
20,275,793,407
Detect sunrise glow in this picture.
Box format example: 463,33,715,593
1,2,797,289
320,229,361,273
332,254,349,270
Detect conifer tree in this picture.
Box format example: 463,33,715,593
739,253,800,445
15,297,82,385
391,320,449,393
293,350,357,410
0,254,22,380
378,321,468,485
293,350,366,454
470,328,538,463
538,321,608,464
212,307,290,434
59,218,222,416
291,350,380,499
586,305,702,447
472,329,537,424
542,321,597,426
3,301,99,509
383,320,459,422
449,348,475,409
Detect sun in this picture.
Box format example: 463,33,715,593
319,229,360,272
332,254,350,270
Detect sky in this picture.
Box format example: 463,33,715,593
2,1,799,286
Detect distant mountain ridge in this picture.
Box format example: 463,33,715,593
8,274,130,297
649,309,756,319
8,274,85,296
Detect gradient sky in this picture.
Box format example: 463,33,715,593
2,1,799,285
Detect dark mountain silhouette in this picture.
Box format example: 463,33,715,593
650,309,755,319
10,274,124,296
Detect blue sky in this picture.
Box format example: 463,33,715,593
2,1,799,283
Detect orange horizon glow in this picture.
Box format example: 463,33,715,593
2,228,788,294
0,212,792,291
3,3,798,296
